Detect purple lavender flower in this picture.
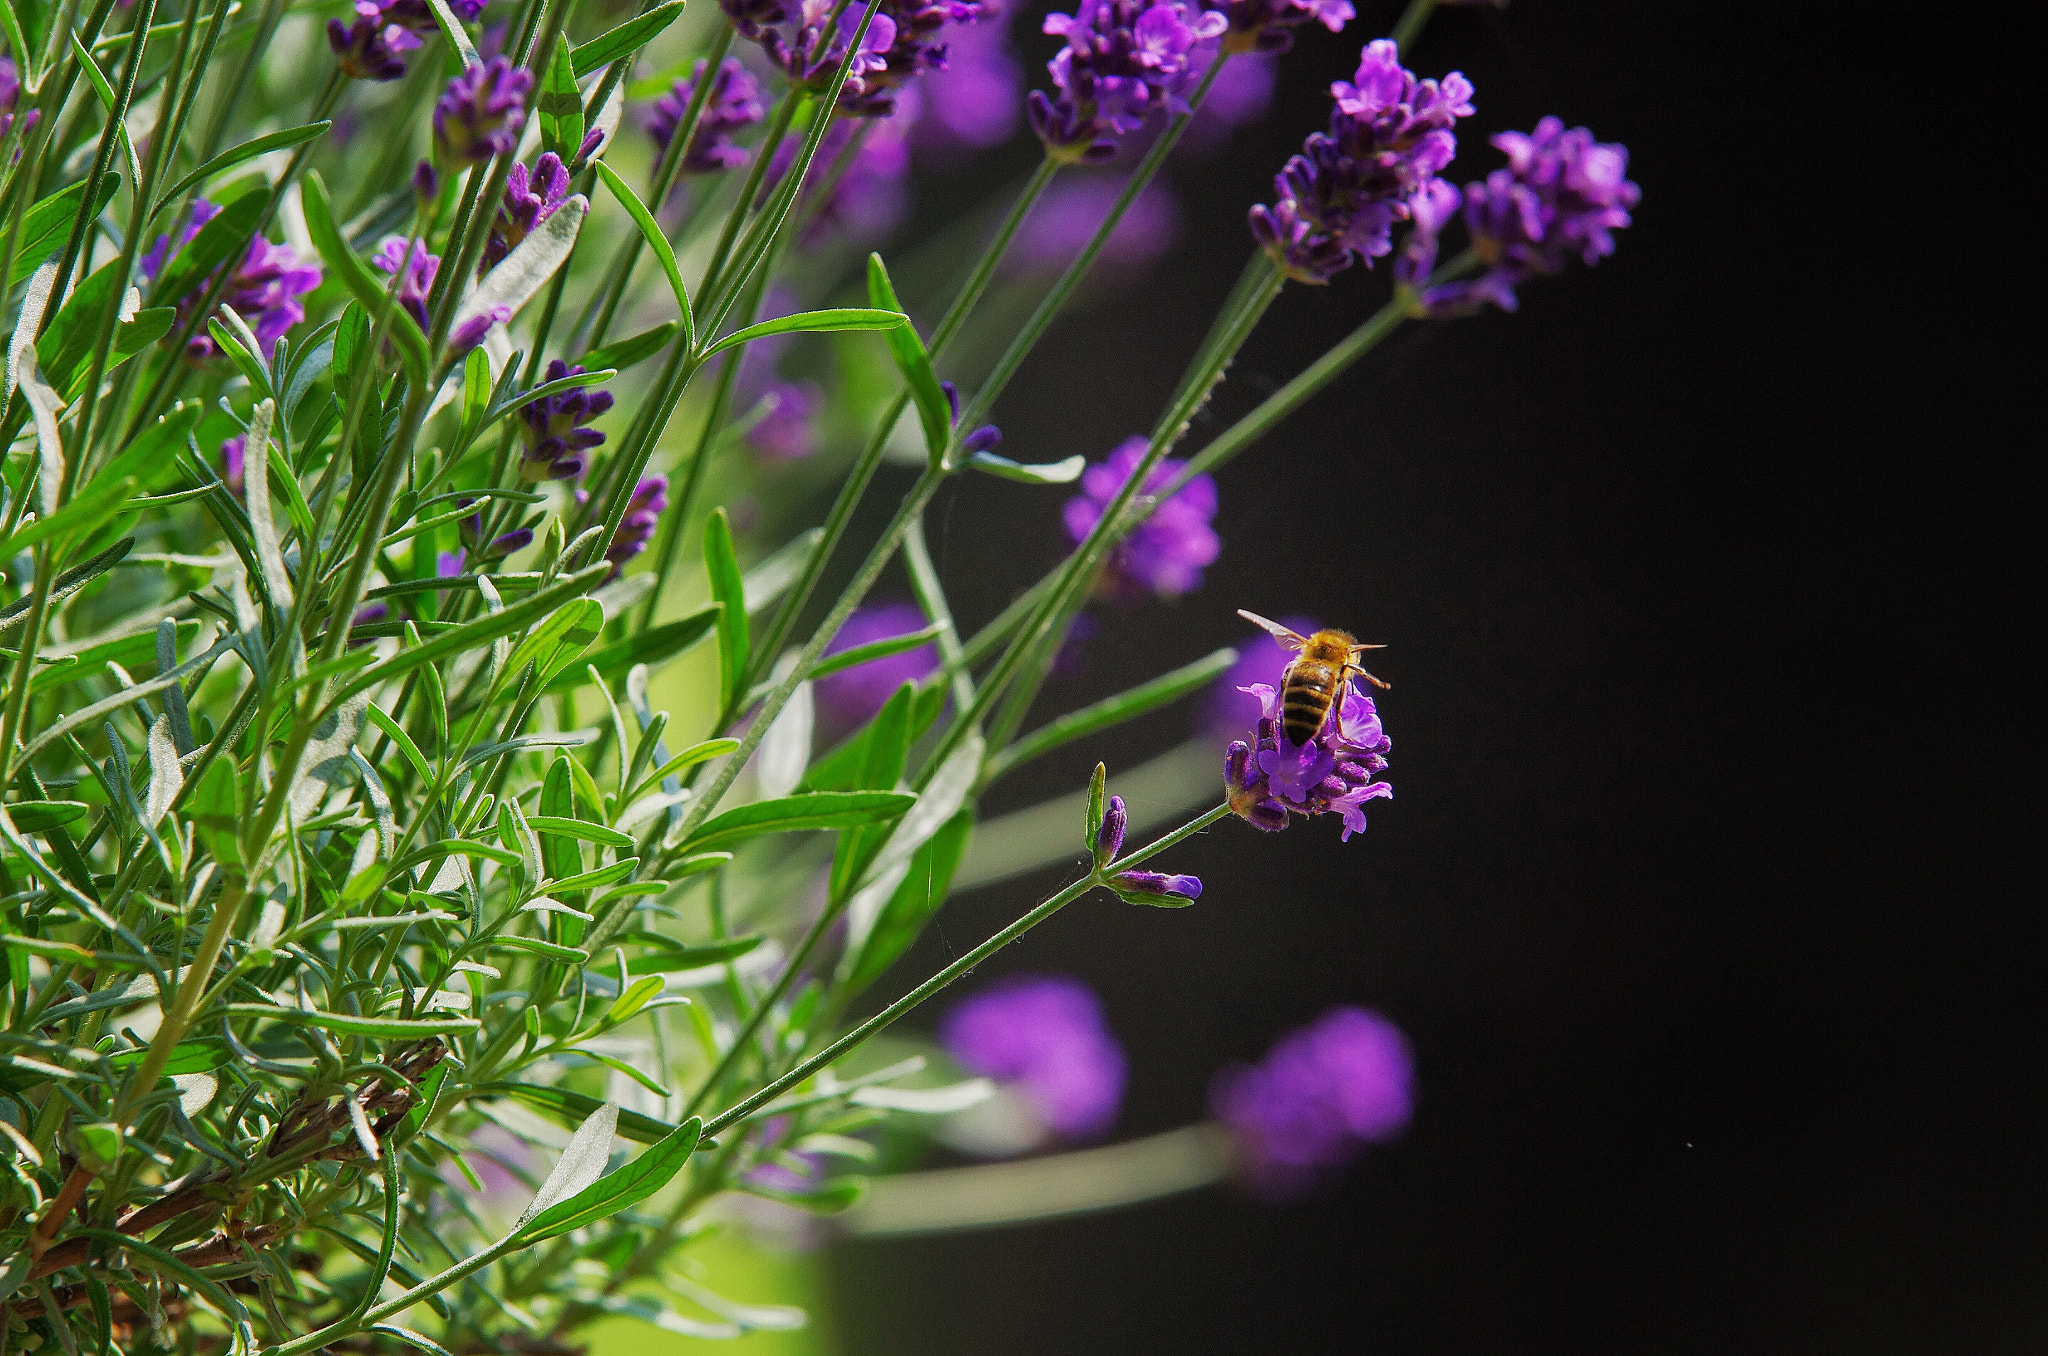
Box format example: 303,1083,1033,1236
605,475,667,572
458,500,533,563
1210,1006,1413,1200
747,380,824,461
1094,793,1128,864
939,975,1126,1144
327,0,488,81
1029,0,1226,163
1248,39,1473,284
1006,178,1181,280
1399,116,1640,317
1210,0,1351,54
219,435,247,499
720,0,792,41
371,236,437,330
815,600,939,737
843,0,1000,119
1224,678,1391,840
434,57,532,164
760,0,900,104
1111,868,1202,900
914,9,1022,155
483,152,568,270
138,201,322,360
645,58,765,174
1061,437,1219,604
517,360,612,481
768,95,919,243
1,53,38,142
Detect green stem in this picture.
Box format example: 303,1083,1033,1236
701,803,1232,1137
1389,0,1437,54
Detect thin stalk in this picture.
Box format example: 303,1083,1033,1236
692,90,798,307
702,803,1233,1136
1390,0,1437,54
746,154,1061,675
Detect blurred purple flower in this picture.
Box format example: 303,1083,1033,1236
457,499,533,564
1,54,37,141
371,235,437,330
518,359,612,481
815,600,939,736
748,380,824,461
1030,0,1226,162
1211,1006,1414,1200
940,975,1126,1143
1225,679,1391,840
1400,116,1639,317
328,0,489,81
1180,50,1273,152
218,436,247,499
645,58,765,174
606,475,668,571
762,0,900,105
914,9,1022,155
1210,0,1351,54
434,57,531,164
138,200,321,360
483,151,568,270
1006,177,1181,280
770,92,918,243
1248,38,1472,283
1206,611,1316,735
1061,437,1219,604
1050,609,1098,678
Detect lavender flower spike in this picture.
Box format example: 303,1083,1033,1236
646,58,765,173
138,200,322,360
940,976,1127,1147
434,57,532,165
1225,679,1391,840
483,152,569,270
1029,0,1227,162
1095,793,1129,866
372,236,437,330
1211,1006,1414,1200
1249,39,1473,284
517,360,612,481
1401,116,1640,318
605,475,668,572
1062,436,1220,604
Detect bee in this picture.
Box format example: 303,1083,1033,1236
1237,609,1390,746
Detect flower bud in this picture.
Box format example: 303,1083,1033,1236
1094,793,1127,868
1112,869,1203,905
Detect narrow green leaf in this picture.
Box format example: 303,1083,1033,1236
699,308,906,360
683,791,916,855
301,172,430,387
579,320,674,373
629,736,738,801
518,1116,702,1241
866,253,950,465
477,1082,678,1145
965,451,1087,485
222,1004,481,1038
704,510,747,710
364,703,433,783
627,935,762,973
601,975,664,1027
9,178,118,287
525,816,633,849
0,1,32,92
422,0,481,68
149,122,331,225
0,539,133,636
805,680,947,792
324,564,609,707
538,34,583,159
4,800,88,831
988,647,1238,782
546,858,639,894
486,936,588,963
503,596,605,688
146,191,265,312
0,472,136,558
541,604,719,695
809,622,944,683
591,159,691,350
569,0,687,78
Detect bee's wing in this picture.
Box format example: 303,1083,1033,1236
1237,610,1308,650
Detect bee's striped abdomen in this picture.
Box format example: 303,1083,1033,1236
1281,660,1337,745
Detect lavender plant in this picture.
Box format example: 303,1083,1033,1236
0,0,1634,1345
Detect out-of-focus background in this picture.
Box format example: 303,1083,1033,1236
598,1,2037,1351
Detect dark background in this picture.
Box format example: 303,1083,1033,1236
819,2,2040,1351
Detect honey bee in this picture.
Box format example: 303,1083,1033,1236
1238,609,1389,746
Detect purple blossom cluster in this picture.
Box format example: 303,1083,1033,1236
1399,116,1640,316
459,499,534,563
1211,0,1352,55
1029,0,1227,163
1062,437,1219,604
484,152,571,270
645,58,766,174
843,0,1000,119
1211,1006,1413,1199
518,360,612,482
1224,678,1391,840
328,0,489,82
1249,39,1473,283
607,475,669,571
372,236,506,354
728,0,996,119
913,8,1022,154
139,200,321,360
434,57,531,165
940,975,1127,1144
